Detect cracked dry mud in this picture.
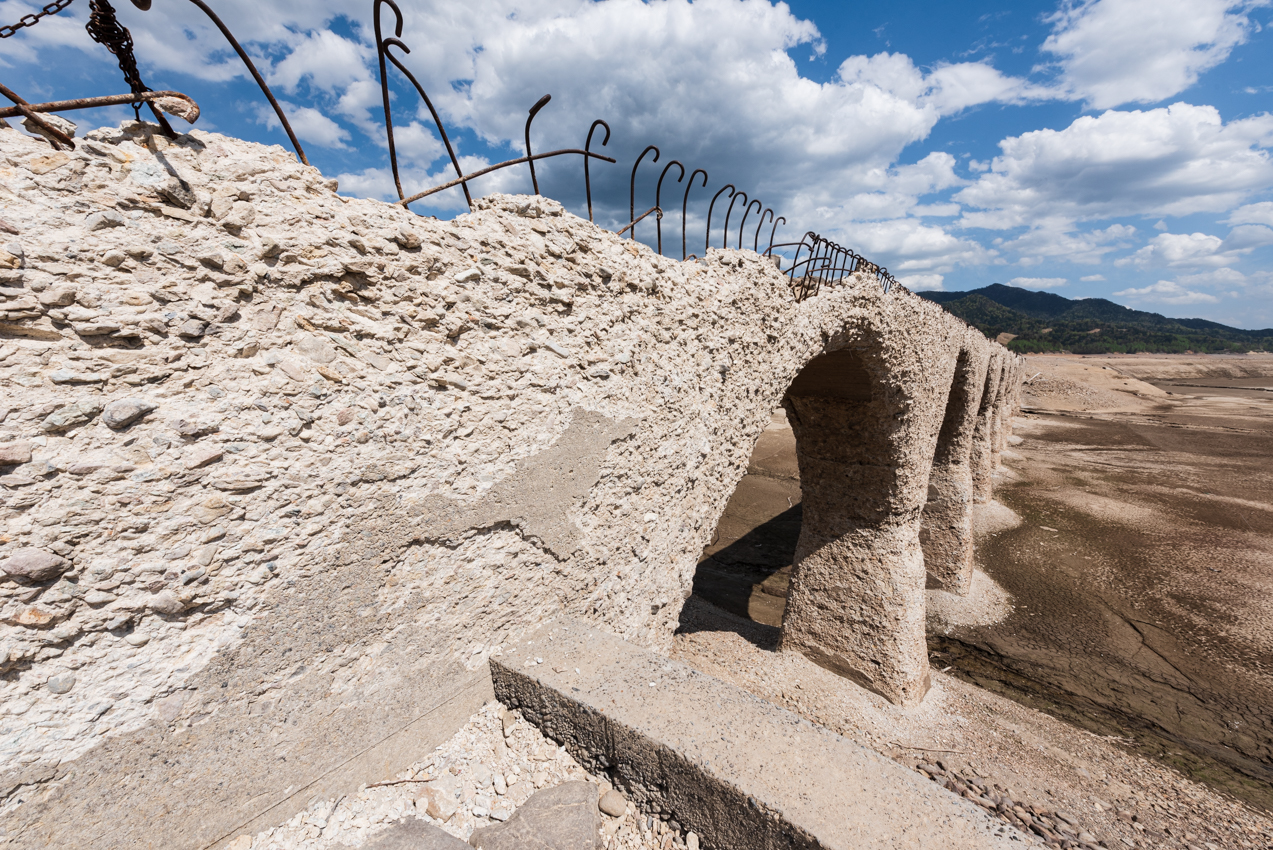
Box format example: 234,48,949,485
678,353,1273,848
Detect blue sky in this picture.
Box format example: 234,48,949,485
3,0,1273,327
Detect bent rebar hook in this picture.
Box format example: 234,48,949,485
739,199,761,251
156,0,308,165
766,215,786,257
655,160,684,256
375,1,470,208
722,191,747,249
525,94,551,195
629,145,660,241
682,168,707,261
584,119,610,223
704,184,735,256
754,208,773,253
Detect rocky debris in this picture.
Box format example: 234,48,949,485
914,761,1101,848
365,819,469,849
469,781,600,850
1,548,69,583
226,702,681,850
598,789,627,818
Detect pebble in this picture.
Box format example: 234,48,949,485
45,672,76,694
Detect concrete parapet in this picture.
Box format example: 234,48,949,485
493,619,1014,849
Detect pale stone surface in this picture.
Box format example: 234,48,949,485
0,122,1018,846
469,781,600,850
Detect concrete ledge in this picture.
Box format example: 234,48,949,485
491,619,1015,849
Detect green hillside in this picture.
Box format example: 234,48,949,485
918,285,1273,354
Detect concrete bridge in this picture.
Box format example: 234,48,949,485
0,125,1019,847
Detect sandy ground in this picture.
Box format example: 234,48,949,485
672,353,1273,850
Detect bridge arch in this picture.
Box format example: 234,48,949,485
769,288,964,706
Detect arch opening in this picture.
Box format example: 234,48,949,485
688,346,934,706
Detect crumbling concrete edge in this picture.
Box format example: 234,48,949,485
205,671,494,850
490,657,820,850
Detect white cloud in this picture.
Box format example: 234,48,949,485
957,103,1273,229
1081,274,1106,281
1041,0,1267,109
256,103,350,149
1121,226,1273,267
899,273,944,291
1114,280,1219,304
1226,201,1273,227
997,222,1136,265
1008,277,1068,289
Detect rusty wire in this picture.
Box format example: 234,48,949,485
86,0,175,136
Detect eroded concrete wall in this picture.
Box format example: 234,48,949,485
0,124,1017,846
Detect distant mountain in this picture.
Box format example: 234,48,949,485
917,284,1273,354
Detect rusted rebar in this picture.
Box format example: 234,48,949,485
525,94,551,195
704,184,735,256
397,147,615,206
682,168,707,261
654,160,684,256
722,191,747,250
628,145,659,241
163,0,308,164
618,206,661,237
0,90,197,121
739,198,761,251
584,119,610,223
0,82,75,149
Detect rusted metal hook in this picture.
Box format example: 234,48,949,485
766,215,786,256
704,184,735,256
739,199,761,251
584,119,610,223
682,168,707,261
525,94,551,195
753,208,774,253
629,145,659,241
655,160,684,256
380,35,471,209
722,191,747,250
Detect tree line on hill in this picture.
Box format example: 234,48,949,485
916,285,1273,354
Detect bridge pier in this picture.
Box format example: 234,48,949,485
971,352,1006,504
920,339,990,595
777,345,952,707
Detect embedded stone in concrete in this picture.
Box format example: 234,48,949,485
468,780,600,850
1,548,69,583
365,818,470,849
493,619,1014,850
921,340,991,595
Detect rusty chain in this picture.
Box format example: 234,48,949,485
0,0,76,38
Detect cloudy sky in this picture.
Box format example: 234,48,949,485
3,0,1272,327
